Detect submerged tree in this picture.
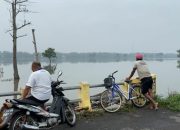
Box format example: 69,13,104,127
177,49,180,58
5,0,31,80
42,48,57,66
177,49,180,69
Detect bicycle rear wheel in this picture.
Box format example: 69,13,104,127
100,89,122,113
131,86,147,108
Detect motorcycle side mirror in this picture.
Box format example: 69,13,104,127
58,71,63,76
57,71,63,81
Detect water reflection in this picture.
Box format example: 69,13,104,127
14,79,19,99
0,67,3,79
43,64,57,75
0,66,19,99
0,67,13,82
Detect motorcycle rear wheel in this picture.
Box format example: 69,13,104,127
9,112,38,130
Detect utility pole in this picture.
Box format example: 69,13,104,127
32,29,39,62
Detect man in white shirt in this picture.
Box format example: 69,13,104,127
0,61,52,123
22,61,52,105
126,53,158,110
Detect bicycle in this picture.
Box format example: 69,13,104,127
100,70,147,113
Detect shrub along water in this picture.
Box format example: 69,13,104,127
156,93,180,112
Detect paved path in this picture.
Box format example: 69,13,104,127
52,108,180,130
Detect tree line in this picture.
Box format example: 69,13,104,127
0,51,177,64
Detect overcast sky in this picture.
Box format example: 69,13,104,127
0,0,180,53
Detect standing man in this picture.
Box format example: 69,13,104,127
126,53,158,110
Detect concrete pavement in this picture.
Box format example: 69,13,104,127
55,108,180,130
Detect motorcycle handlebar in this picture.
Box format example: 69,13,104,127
51,80,66,87
55,86,64,91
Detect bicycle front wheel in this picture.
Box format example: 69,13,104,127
100,89,122,113
131,86,147,108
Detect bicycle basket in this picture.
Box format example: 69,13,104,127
104,77,113,88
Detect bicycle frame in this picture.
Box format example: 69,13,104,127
104,70,142,102
112,83,139,101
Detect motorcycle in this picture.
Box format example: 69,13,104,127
0,71,76,130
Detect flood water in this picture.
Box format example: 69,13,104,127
0,60,180,104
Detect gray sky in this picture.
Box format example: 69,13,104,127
0,0,180,53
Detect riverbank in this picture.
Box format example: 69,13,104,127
156,93,180,112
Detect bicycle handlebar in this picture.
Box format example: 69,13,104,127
112,70,118,75
111,70,118,78
107,70,118,81
124,79,130,84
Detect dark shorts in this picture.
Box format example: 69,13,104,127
141,77,153,95
23,96,48,106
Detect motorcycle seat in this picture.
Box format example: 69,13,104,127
13,99,44,106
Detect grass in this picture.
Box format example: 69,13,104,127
156,92,180,112
76,103,135,120
77,109,104,120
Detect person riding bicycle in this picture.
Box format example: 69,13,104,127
0,61,52,123
126,53,158,110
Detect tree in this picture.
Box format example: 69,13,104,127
177,49,180,58
42,48,57,65
177,50,180,69
5,0,31,80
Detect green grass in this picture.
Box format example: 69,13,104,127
156,93,180,112
77,109,104,120
119,103,136,112
76,103,136,120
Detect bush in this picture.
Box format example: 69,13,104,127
156,93,180,112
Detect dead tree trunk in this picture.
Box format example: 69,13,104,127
5,0,31,80
12,2,20,80
32,29,39,62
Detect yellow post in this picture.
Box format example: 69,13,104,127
120,74,156,98
121,78,141,97
121,82,128,97
130,78,141,85
130,74,157,95
79,82,92,111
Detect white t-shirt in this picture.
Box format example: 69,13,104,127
134,60,151,80
26,69,52,101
